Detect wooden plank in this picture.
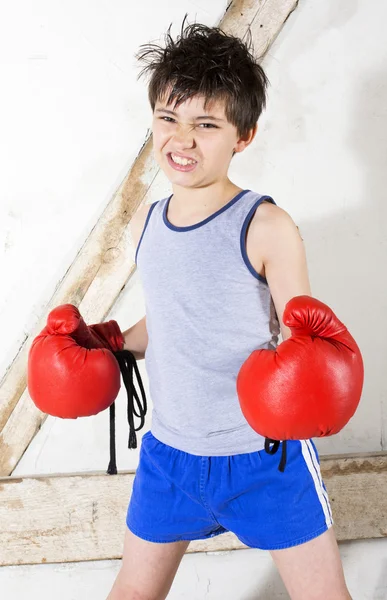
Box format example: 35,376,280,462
0,452,386,566
0,0,300,477
224,0,299,59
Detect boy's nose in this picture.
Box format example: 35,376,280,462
172,125,196,148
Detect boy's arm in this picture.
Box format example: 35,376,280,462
122,316,148,360
258,205,312,341
121,203,152,360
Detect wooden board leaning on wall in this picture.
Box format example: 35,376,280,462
0,452,386,566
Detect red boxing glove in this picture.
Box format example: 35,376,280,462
236,295,364,442
28,304,124,419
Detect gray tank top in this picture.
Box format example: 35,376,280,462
136,189,280,456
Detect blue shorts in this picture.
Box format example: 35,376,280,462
126,431,333,550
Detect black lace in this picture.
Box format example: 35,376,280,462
104,351,287,474
264,438,288,472
106,350,147,475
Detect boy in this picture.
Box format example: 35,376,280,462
107,20,352,600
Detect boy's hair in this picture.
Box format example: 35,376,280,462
135,16,269,138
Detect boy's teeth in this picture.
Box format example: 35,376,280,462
171,153,196,166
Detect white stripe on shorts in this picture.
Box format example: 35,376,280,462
305,440,333,522
300,440,333,529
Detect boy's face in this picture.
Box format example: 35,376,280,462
151,93,257,190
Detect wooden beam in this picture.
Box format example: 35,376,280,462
0,452,386,567
0,0,299,477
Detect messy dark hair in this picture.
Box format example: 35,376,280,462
135,16,269,138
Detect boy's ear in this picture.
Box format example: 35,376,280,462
234,124,258,154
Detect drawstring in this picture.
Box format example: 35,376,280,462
264,438,288,472
106,350,147,475
105,349,288,474
107,400,117,475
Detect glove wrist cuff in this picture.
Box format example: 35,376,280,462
107,320,125,352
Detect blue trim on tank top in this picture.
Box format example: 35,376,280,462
162,189,251,232
240,195,276,285
135,201,158,265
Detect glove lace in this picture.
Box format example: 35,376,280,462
106,350,147,475
264,438,288,472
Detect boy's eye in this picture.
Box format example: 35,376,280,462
159,117,217,129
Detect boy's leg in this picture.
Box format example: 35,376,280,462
107,528,190,600
270,528,351,600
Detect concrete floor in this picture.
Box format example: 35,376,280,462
1,538,386,599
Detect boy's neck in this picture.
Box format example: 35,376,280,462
170,180,243,216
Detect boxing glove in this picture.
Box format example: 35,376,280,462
28,304,124,419
236,295,364,441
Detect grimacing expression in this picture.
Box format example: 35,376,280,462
152,94,256,188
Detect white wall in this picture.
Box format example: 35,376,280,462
0,0,227,379
1,1,387,598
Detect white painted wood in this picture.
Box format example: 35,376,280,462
1,452,386,567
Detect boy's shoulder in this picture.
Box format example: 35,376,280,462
249,199,302,248
131,197,165,224
130,198,166,248
253,199,298,231
130,203,153,249
255,198,289,221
